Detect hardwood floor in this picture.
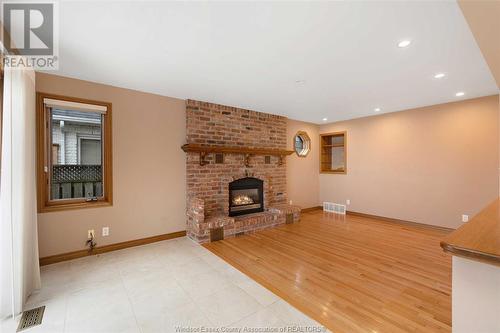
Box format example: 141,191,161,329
204,210,452,332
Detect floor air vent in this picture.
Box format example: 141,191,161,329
17,306,45,332
323,202,346,214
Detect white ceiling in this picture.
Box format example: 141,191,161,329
51,1,498,124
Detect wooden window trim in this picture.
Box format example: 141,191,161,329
36,92,113,213
320,131,347,174
294,131,311,157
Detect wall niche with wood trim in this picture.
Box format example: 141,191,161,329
320,131,346,174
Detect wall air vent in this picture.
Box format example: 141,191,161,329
323,202,346,214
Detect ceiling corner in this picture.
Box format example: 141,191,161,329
458,0,500,90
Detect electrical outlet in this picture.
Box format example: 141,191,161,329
462,215,469,223
346,199,350,205
87,229,95,239
289,200,293,205
102,227,109,237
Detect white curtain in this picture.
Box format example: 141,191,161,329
0,64,41,319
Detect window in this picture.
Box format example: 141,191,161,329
295,136,303,151
37,93,112,212
320,131,346,173
294,131,311,157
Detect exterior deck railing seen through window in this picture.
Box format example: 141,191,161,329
51,165,103,200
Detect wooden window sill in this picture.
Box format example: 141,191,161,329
39,200,112,213
320,170,347,174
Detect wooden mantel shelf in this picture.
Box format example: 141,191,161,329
181,144,294,166
440,198,500,265
181,144,294,156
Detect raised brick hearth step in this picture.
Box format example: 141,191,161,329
268,204,301,216
188,204,301,243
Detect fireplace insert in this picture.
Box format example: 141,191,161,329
228,177,264,216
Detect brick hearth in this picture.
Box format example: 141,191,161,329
184,100,300,243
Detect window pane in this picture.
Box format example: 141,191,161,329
295,136,303,151
50,109,103,200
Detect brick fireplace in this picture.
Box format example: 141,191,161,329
184,100,301,243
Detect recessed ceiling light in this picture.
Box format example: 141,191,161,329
322,117,328,122
374,108,381,112
397,40,411,48
434,73,446,79
455,92,465,97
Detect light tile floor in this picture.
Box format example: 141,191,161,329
1,237,326,333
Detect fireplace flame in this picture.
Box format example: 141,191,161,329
232,195,254,206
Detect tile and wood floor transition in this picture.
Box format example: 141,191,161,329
205,210,453,332
1,236,323,333
1,210,452,333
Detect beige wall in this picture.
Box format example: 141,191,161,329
459,0,500,88
319,95,499,229
458,0,500,196
286,119,320,209
36,73,186,257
